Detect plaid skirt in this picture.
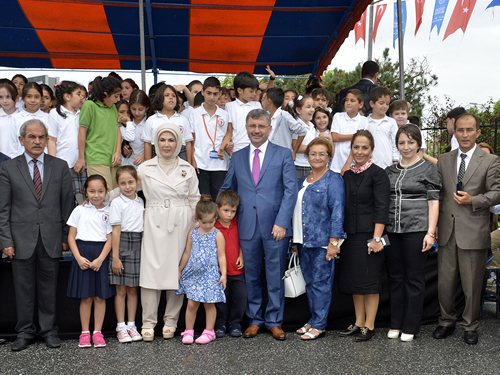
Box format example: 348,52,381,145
109,231,142,287
295,165,311,182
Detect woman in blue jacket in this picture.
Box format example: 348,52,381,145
292,137,345,340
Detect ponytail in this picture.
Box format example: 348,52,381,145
54,81,81,119
89,76,121,102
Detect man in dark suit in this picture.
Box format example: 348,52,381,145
220,109,297,340
433,113,500,345
334,60,379,114
0,119,73,351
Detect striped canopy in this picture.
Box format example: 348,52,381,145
2,0,370,76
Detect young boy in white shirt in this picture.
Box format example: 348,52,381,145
189,77,230,201
224,72,261,154
331,89,368,174
365,87,399,169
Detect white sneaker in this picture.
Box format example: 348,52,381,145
387,330,400,339
117,327,132,343
401,333,414,342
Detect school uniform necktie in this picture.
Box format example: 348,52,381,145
458,153,467,183
252,149,261,186
33,159,42,199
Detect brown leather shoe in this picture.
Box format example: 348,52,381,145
269,326,286,341
243,325,261,338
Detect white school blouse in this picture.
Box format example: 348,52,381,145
109,194,144,232
225,99,262,152
121,117,145,168
67,203,112,242
0,107,18,155
142,111,193,147
49,107,80,168
293,118,316,167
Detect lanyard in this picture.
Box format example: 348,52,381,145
202,114,218,151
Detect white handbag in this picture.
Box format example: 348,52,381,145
282,252,306,298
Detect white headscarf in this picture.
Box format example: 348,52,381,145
154,123,182,176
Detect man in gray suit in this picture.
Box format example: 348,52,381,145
0,119,73,351
433,113,500,345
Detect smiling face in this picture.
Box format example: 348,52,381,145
85,179,107,208
397,132,419,163
370,95,390,118
157,131,177,159
307,144,330,171
351,135,373,167
0,87,16,114
246,116,271,148
121,82,134,101
296,98,315,123
313,111,330,132
344,93,363,117
282,91,296,108
118,171,138,199
103,90,121,107
23,88,41,113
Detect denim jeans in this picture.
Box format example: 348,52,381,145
298,245,335,330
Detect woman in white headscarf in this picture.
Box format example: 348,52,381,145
138,123,200,341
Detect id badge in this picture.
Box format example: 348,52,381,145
209,150,219,159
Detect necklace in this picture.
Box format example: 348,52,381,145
400,155,420,168
308,167,329,181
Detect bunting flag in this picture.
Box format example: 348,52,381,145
443,0,477,40
354,10,367,47
393,1,407,48
486,0,500,9
415,0,426,35
430,0,450,38
373,4,387,42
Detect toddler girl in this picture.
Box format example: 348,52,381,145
177,195,227,345
0,79,18,155
109,166,144,343
67,174,115,348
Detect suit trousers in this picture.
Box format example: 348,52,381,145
438,228,488,331
386,232,428,334
141,288,184,329
240,222,289,329
11,233,60,339
215,273,247,329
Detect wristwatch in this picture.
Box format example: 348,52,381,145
329,241,339,247
374,237,381,243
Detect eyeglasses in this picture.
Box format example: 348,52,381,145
246,124,270,131
308,152,329,158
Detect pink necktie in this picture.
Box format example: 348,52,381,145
252,149,261,186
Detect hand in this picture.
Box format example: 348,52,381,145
174,84,187,92
112,152,122,167
122,144,132,158
326,243,338,261
422,234,435,252
62,243,69,251
112,258,124,275
320,132,333,143
225,142,234,155
2,247,14,259
367,239,384,254
291,245,298,255
340,164,350,176
217,148,225,160
292,151,297,161
117,114,131,125
178,269,182,283
74,159,86,174
76,256,91,270
90,258,103,272
133,153,145,165
265,65,276,79
218,275,227,290
454,191,472,205
192,158,199,174
236,254,245,269
272,224,286,241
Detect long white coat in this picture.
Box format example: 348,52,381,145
138,157,200,290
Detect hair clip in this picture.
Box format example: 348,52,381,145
297,95,303,101
54,82,62,88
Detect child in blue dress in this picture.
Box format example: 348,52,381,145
177,195,227,345
67,174,115,348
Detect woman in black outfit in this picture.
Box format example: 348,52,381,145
338,130,390,342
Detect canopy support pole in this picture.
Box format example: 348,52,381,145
139,0,146,90
145,0,158,84
396,0,405,99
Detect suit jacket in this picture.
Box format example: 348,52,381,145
437,147,500,250
0,153,74,259
334,79,377,114
220,142,298,241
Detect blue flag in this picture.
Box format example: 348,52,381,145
393,1,407,48
486,0,500,8
430,0,450,38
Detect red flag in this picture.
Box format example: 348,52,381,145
372,4,387,43
443,0,477,40
354,10,367,47
415,0,426,35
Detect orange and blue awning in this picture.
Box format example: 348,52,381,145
1,0,371,76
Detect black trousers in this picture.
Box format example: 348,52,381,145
385,231,428,334
215,273,247,328
11,234,60,339
197,169,227,202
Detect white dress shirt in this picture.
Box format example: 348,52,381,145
24,152,44,182
249,140,268,172
456,144,476,174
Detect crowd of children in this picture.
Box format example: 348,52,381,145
0,64,436,348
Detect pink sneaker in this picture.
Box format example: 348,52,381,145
127,326,143,342
117,327,132,343
195,329,216,344
181,329,194,345
79,332,91,348
92,332,106,347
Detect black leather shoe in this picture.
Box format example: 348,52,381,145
355,327,375,342
339,324,361,337
11,337,33,352
432,325,455,339
44,335,61,348
464,331,478,345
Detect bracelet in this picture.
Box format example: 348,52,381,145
269,76,275,81
427,232,436,238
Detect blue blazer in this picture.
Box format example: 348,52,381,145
220,142,298,241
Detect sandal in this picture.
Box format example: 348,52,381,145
296,324,312,335
141,328,154,342
162,326,176,339
301,328,326,340
181,329,194,345
195,329,216,344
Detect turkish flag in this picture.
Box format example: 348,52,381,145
443,0,477,40
415,0,426,35
373,5,387,43
354,10,367,47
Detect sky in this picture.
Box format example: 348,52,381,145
1,0,499,115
